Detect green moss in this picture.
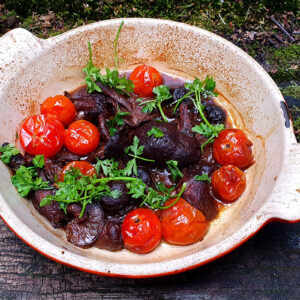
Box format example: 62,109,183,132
4,1,299,33
267,45,300,82
281,84,300,100
21,15,42,34
293,117,300,142
290,106,300,142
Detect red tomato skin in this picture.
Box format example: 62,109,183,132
211,165,246,203
19,113,65,158
129,65,163,97
64,120,100,155
60,161,96,181
40,95,76,126
160,198,209,245
122,208,162,254
213,129,254,169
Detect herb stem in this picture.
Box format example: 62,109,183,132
79,190,89,218
200,135,215,152
173,90,193,113
94,176,138,183
88,42,93,64
157,103,168,122
128,153,155,162
159,183,187,209
195,91,214,129
114,21,124,70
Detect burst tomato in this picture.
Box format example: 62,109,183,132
160,198,209,245
129,65,163,97
64,120,100,155
211,165,246,203
19,113,65,157
122,208,162,254
40,95,76,126
213,129,254,169
60,161,96,181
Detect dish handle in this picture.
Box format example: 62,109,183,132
263,143,300,222
0,29,44,89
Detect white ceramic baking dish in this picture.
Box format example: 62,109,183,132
0,18,299,278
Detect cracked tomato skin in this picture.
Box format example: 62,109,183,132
160,197,209,245
60,161,96,181
129,65,163,97
211,165,246,203
122,208,162,254
19,113,65,158
64,120,100,155
40,95,76,127
213,129,253,169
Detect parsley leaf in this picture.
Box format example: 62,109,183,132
147,127,164,138
32,155,45,168
173,76,218,113
123,159,137,177
137,182,187,210
126,178,187,211
185,76,218,98
173,76,224,152
192,123,225,152
10,154,48,197
95,158,120,177
82,42,103,94
166,160,183,181
99,68,134,95
124,136,155,176
138,85,172,122
126,178,147,199
83,22,134,95
194,174,211,183
11,165,50,197
40,168,138,217
0,144,20,163
106,105,130,136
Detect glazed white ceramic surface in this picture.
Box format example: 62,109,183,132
0,19,299,277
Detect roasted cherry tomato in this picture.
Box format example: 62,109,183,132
64,120,100,155
40,95,76,127
122,208,162,254
20,113,65,157
213,129,253,169
211,165,246,203
60,161,96,181
160,198,209,245
129,65,163,97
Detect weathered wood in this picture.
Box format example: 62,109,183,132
0,218,299,300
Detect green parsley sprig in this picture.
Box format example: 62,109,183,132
173,76,218,113
124,136,155,176
95,158,120,177
136,181,187,210
173,76,224,152
82,22,134,95
166,160,183,181
0,144,20,163
41,168,138,217
106,105,130,136
147,127,164,138
11,155,50,197
138,85,172,122
126,177,187,210
194,173,211,183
